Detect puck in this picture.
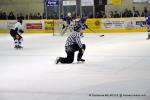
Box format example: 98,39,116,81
99,35,104,37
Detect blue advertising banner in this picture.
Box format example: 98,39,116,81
45,0,59,6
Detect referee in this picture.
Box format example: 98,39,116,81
55,26,86,64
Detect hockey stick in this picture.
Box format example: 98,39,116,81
87,27,104,37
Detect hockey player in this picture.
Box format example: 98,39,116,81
76,16,88,37
61,12,74,36
55,25,86,64
10,18,24,49
77,16,104,37
146,16,150,39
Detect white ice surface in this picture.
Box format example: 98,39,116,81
0,33,150,100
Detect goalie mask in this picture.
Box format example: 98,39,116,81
67,12,71,17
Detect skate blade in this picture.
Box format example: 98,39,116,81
14,47,23,50
76,61,85,64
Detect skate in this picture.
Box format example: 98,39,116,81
77,59,85,64
146,35,150,39
77,59,85,62
55,57,61,64
15,45,23,49
14,45,19,49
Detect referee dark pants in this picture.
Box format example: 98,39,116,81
60,44,86,64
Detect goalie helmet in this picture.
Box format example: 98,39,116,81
67,12,71,17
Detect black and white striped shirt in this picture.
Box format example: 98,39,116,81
65,31,83,48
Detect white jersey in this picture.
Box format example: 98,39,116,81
11,22,23,32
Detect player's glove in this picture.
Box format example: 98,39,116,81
83,24,88,28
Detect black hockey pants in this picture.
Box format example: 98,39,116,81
10,29,22,41
60,44,86,64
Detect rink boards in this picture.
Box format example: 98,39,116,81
0,17,147,33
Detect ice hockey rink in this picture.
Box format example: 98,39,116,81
0,32,150,100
